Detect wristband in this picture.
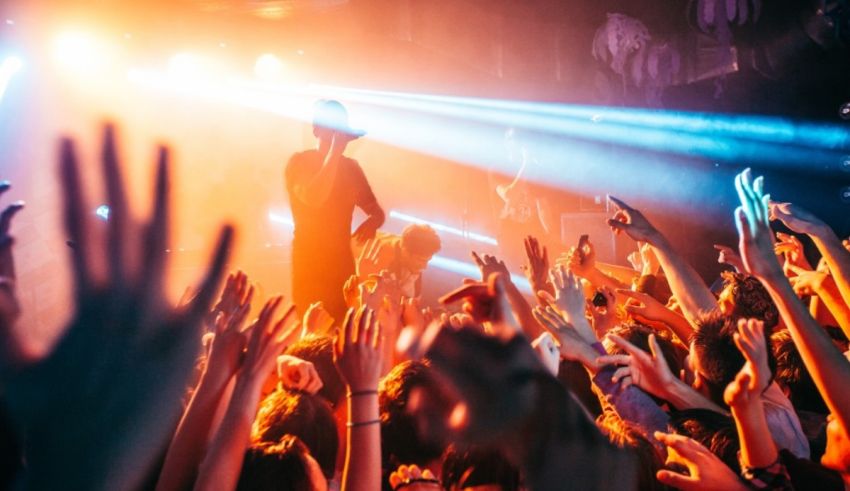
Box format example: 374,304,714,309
346,389,378,398
346,418,381,428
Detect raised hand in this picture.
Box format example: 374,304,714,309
537,265,597,344
532,305,597,367
607,196,661,244
769,201,830,237
277,354,324,395
0,180,23,279
303,301,335,335
236,297,299,387
343,274,361,309
356,238,385,278
654,432,748,491
531,331,560,376
713,244,745,273
639,241,660,275
522,235,552,297
439,273,520,338
5,125,233,490
208,270,253,328
597,334,675,398
0,180,24,362
789,268,829,297
205,286,254,380
735,168,781,280
731,318,770,399
774,232,813,273
471,251,510,280
334,305,384,392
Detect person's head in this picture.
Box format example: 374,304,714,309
717,272,779,329
603,322,687,378
690,311,775,405
284,335,345,407
379,360,448,469
312,99,362,144
669,409,740,474
251,388,339,479
441,444,521,491
597,412,670,491
399,224,441,274
772,329,829,414
237,436,327,491
822,413,850,473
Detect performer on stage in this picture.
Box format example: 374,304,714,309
285,100,385,320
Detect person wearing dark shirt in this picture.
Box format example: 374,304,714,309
285,100,385,320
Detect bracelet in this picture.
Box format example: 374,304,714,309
346,419,381,428
346,389,378,398
393,477,441,491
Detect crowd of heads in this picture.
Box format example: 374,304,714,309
0,124,848,491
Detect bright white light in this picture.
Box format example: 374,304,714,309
53,31,108,72
0,56,23,102
5,19,14,25
254,54,283,80
95,205,110,221
389,210,498,245
168,52,204,78
268,211,294,227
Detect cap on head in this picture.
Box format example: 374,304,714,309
312,99,365,137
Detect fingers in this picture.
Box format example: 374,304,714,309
0,201,23,237
655,469,698,490
471,251,485,268
188,225,234,321
607,195,632,212
140,147,170,297
595,354,631,367
102,125,129,284
60,137,92,294
611,366,631,384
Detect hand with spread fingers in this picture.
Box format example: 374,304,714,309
774,232,813,273
596,333,676,397
532,305,599,369
356,238,386,278
522,235,553,299
5,125,233,490
769,201,830,238
439,273,520,338
734,168,781,280
537,265,596,344
531,331,561,376
654,431,748,491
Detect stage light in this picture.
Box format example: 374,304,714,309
168,52,204,78
840,102,850,120
389,210,497,245
268,211,294,227
0,56,23,101
52,31,109,73
95,205,110,221
429,254,531,294
254,54,283,80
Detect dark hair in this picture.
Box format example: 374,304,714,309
669,409,740,474
284,335,345,407
720,272,779,329
597,411,671,491
693,310,775,405
237,436,314,491
441,444,521,491
251,388,338,479
771,329,828,414
603,322,687,377
379,361,447,469
401,224,441,258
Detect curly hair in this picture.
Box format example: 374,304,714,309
720,271,779,329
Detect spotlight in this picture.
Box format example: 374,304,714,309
168,52,203,78
0,56,23,101
841,156,850,172
254,53,283,80
841,186,850,204
840,102,850,120
53,31,107,72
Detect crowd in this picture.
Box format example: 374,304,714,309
0,124,848,491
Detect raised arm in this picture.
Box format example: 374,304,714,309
735,168,850,438
291,132,353,207
194,298,299,491
771,201,850,318
334,306,384,491
157,274,253,491
607,196,716,325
